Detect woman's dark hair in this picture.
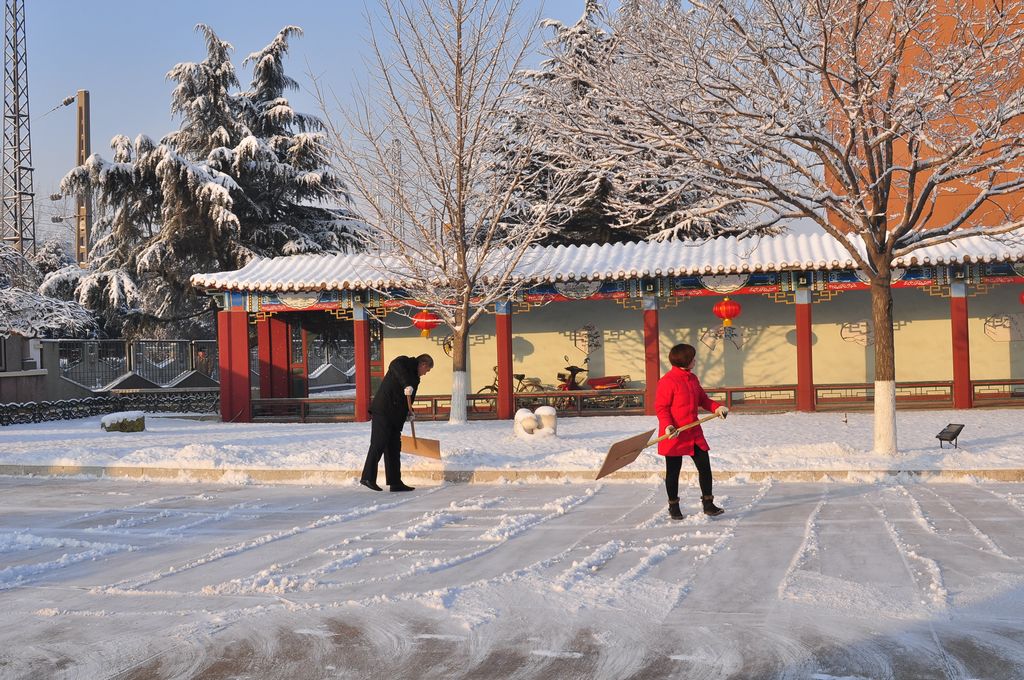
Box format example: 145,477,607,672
668,343,696,368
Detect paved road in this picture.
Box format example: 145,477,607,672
1,477,1023,679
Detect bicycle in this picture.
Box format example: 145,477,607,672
474,366,545,413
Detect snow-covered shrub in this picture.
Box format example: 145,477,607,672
101,411,145,432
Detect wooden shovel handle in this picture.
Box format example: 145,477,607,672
405,393,417,442
650,412,723,447
614,412,723,464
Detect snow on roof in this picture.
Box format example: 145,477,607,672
190,232,1024,293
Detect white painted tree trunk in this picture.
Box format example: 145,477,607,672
873,381,897,455
449,371,468,425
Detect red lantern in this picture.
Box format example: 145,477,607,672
412,309,441,338
712,296,742,327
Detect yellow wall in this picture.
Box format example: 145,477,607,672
967,284,1024,380
810,290,870,383
658,295,796,387
510,299,646,389
380,310,495,395
381,300,648,395
892,287,953,381
810,287,956,383
377,283,1024,394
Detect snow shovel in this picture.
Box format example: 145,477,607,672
401,394,442,460
595,412,723,480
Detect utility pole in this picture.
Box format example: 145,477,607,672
0,0,34,256
74,89,91,265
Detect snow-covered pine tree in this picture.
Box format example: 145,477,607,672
30,239,74,278
501,1,619,245
0,243,38,291
504,1,738,244
61,25,363,338
228,26,359,256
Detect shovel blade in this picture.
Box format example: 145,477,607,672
595,428,656,480
401,435,442,460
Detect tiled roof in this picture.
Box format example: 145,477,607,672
190,232,1024,292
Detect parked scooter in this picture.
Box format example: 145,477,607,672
556,356,630,410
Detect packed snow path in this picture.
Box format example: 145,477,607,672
2,477,1023,679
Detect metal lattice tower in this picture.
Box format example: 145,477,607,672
1,0,34,255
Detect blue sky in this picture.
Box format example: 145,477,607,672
27,1,604,240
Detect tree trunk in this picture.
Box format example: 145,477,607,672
870,271,897,455
449,323,468,425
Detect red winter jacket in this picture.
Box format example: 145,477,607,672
655,366,722,457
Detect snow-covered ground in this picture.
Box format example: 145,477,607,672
1,476,1024,678
1,408,1022,475
1,410,1022,678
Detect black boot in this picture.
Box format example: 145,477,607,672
359,478,382,492
702,494,724,516
390,482,415,492
667,498,684,520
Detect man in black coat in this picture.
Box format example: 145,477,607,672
360,353,434,492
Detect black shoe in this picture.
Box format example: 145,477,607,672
359,478,382,491
390,482,415,492
702,494,724,516
668,499,684,520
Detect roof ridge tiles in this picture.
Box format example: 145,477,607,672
190,229,1024,292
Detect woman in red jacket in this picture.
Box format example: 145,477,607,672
655,343,728,519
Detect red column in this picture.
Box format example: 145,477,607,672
353,301,372,422
217,309,251,422
951,281,972,409
257,319,272,398
642,294,660,415
496,301,514,419
795,288,815,411
257,317,290,398
268,317,289,398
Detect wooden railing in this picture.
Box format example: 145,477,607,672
815,381,954,410
971,379,1024,406
704,385,797,412
251,397,355,422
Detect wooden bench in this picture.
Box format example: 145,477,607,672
936,423,965,449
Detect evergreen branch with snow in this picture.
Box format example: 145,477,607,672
59,24,365,338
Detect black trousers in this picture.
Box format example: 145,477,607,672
362,415,404,486
665,446,713,500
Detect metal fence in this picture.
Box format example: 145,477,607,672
0,389,220,426
132,340,191,386
308,336,356,377
58,340,128,389
55,340,219,389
